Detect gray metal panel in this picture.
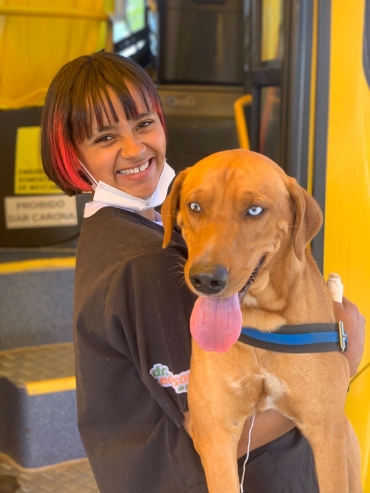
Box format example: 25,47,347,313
156,0,244,84
157,85,243,173
283,0,313,188
364,0,370,88
157,84,243,117
311,0,331,272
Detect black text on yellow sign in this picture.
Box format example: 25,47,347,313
14,126,61,195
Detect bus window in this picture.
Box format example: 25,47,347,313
113,0,146,58
261,0,283,62
259,86,281,163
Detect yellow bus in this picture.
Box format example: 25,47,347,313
0,0,368,490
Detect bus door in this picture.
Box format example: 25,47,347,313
241,1,370,488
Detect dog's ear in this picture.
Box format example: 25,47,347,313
286,178,323,261
161,168,190,248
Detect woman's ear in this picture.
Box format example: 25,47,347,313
161,168,190,248
286,177,323,261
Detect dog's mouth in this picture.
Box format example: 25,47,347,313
238,255,266,301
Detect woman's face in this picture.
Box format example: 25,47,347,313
75,87,166,199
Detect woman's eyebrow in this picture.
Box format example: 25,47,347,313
131,111,155,121
88,124,117,140
91,124,116,135
88,111,156,139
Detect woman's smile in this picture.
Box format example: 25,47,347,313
116,159,151,176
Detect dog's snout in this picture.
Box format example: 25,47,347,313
189,264,228,295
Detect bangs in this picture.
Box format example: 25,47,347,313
67,55,163,143
70,83,150,143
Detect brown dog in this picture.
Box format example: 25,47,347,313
162,150,362,493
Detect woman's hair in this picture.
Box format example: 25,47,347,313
41,52,164,196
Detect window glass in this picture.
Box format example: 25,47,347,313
113,0,146,57
261,0,283,62
259,86,281,162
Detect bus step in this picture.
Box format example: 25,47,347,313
0,343,85,468
0,453,98,493
0,260,76,351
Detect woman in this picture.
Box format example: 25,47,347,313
41,51,365,493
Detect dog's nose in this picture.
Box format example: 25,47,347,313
189,264,228,295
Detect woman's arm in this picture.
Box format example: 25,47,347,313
236,411,294,456
183,409,294,457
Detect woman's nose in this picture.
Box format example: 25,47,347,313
120,135,146,159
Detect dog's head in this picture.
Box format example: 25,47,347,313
162,150,322,302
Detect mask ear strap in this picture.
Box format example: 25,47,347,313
78,159,98,189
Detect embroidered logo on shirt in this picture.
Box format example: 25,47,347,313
150,364,189,394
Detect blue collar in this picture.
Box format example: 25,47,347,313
239,322,347,353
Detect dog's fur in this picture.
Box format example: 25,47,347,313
162,150,362,493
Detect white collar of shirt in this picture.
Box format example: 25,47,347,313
84,200,163,225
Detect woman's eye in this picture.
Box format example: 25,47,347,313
137,120,153,130
247,206,264,216
189,202,201,212
95,135,113,143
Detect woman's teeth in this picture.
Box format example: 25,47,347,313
117,161,150,175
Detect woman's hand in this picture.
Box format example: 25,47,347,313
334,296,366,377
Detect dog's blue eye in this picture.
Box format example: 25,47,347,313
189,202,201,212
248,206,263,216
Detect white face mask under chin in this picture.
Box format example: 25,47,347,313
79,160,175,213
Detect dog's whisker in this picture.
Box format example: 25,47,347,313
171,272,185,280
167,253,186,264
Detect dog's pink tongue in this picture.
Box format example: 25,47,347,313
190,294,242,353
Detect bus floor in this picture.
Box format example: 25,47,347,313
0,453,98,492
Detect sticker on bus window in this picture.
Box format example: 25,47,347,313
4,195,78,229
14,126,61,195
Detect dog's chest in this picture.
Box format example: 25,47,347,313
223,355,287,411
257,371,287,412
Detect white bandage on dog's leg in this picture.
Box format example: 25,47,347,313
327,273,344,302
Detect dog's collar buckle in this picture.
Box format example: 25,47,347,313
338,321,347,352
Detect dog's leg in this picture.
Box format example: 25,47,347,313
300,416,351,493
190,419,246,493
189,403,256,493
346,420,363,492
188,345,262,493
271,349,362,493
300,411,362,492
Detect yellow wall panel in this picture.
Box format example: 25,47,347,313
0,0,113,109
324,0,370,370
324,0,370,486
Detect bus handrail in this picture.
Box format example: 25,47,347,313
233,94,252,150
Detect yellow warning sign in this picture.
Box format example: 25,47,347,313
14,126,61,195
